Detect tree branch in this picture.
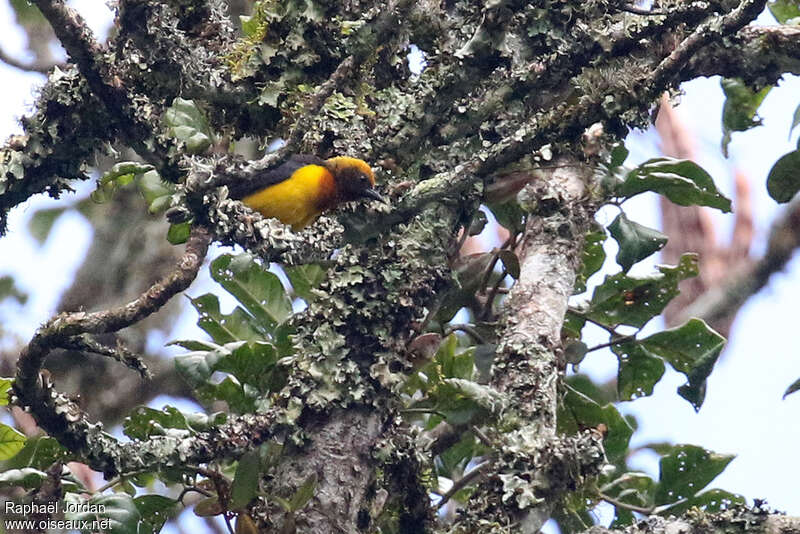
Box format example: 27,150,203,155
687,25,800,81
0,45,54,73
681,193,800,326
454,158,605,532
12,226,210,475
650,0,769,88
30,0,172,175
581,508,800,534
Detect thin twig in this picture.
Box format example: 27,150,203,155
584,334,637,354
618,5,667,16
470,426,495,449
94,476,122,494
401,408,448,419
59,335,150,379
178,485,214,504
598,492,654,515
444,324,487,344
481,268,509,321
0,46,55,74
436,461,491,510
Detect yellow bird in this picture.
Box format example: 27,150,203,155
228,155,385,230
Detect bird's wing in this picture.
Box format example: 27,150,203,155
228,154,325,199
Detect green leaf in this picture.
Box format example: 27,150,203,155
167,222,192,245
0,424,26,460
198,377,259,413
137,170,174,214
439,335,476,381
406,338,489,427
188,294,263,344
436,434,479,478
99,162,154,186
610,144,630,168
720,78,771,156
214,341,282,393
614,342,665,401
28,207,67,245
0,377,12,406
574,226,606,294
65,492,141,534
175,343,231,387
585,254,698,328
565,374,617,405
0,276,27,305
124,406,191,440
163,98,212,154
442,378,504,413
768,0,800,23
607,213,667,272
658,488,745,515
0,468,47,489
231,451,261,510
604,471,656,501
0,467,82,493
485,200,525,232
617,158,731,212
285,264,326,301
10,0,46,24
123,406,224,441
654,445,735,506
558,386,633,463
783,377,800,399
133,495,180,534
562,310,586,340
766,150,800,203
610,508,635,529
288,473,317,512
92,162,155,204
640,319,725,410
790,102,800,138
1,436,71,470
210,254,292,332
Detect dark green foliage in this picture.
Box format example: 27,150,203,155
720,78,771,156
584,253,698,328
608,213,667,272
616,158,732,212
767,150,800,203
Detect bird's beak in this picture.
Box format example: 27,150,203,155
362,188,388,204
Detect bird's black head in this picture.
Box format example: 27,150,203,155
324,156,387,204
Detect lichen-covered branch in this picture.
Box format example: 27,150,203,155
3,0,799,532
11,226,210,473
453,159,605,533
30,0,170,172
687,25,800,81
583,507,800,534
650,0,768,88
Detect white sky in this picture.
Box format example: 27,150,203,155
0,2,799,529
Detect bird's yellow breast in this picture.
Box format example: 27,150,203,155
241,164,335,230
